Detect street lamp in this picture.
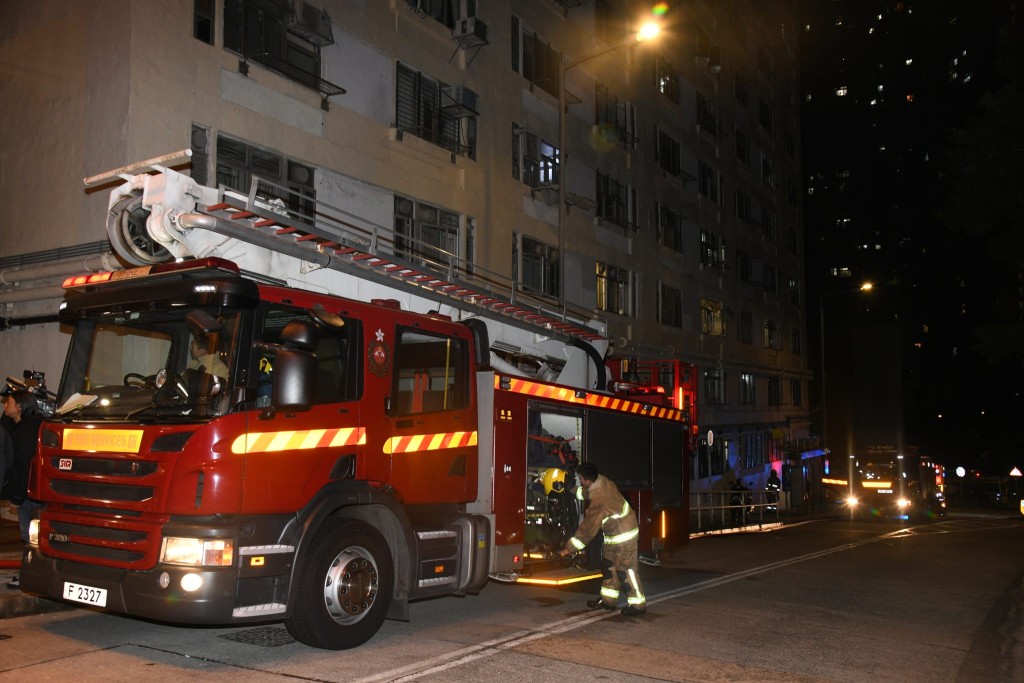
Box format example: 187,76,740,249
818,282,873,454
556,21,660,299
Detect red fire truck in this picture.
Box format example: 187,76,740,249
20,155,696,649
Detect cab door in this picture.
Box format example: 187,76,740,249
385,325,476,504
238,305,362,513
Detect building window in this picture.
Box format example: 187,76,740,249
394,196,461,270
699,160,721,203
786,226,799,254
734,71,749,107
738,309,753,344
768,376,781,406
657,282,682,327
396,63,476,158
215,135,315,217
758,98,774,135
739,372,756,405
512,124,558,188
704,367,725,404
700,228,725,270
654,56,679,104
657,203,683,252
700,298,725,336
736,190,753,224
761,154,776,188
595,83,637,148
762,265,778,295
596,171,637,230
596,262,635,316
224,0,325,92
742,432,765,468
656,127,682,176
764,319,779,349
791,328,802,355
761,206,778,241
194,0,214,44
511,15,560,98
696,91,719,137
410,0,466,28
757,46,772,77
518,234,560,297
735,129,750,165
736,251,752,285
787,277,800,305
791,378,802,406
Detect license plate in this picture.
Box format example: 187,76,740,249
63,581,107,607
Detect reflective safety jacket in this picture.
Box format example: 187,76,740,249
566,474,639,552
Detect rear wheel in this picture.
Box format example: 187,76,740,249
285,519,393,649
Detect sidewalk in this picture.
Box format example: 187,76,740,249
0,513,71,619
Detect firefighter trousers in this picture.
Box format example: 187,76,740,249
599,541,646,609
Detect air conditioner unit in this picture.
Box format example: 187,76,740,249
453,16,488,44
286,0,334,47
441,85,480,117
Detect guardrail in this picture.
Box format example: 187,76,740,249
689,489,782,533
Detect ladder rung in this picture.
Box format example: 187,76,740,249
253,219,278,227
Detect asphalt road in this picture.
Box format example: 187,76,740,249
1,512,1022,682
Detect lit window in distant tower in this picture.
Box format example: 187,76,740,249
835,86,848,96
905,59,913,65
877,84,884,92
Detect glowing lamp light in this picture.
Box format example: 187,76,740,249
636,21,660,42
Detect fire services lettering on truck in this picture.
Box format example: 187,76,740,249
19,160,696,650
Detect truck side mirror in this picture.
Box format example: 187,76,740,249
272,348,316,412
257,318,320,412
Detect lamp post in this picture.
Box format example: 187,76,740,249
818,282,873,454
556,21,660,299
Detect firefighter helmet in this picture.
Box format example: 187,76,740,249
542,468,566,495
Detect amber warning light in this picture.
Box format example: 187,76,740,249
62,258,241,289
62,271,113,288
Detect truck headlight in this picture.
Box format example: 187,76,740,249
160,537,234,567
897,498,911,509
845,496,859,507
29,519,40,546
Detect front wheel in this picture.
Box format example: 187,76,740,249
285,519,393,650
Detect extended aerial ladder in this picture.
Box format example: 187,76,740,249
92,150,609,392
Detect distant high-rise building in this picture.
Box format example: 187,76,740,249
800,0,1015,465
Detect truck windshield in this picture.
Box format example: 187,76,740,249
56,310,242,421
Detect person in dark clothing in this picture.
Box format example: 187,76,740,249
766,469,782,513
4,389,43,589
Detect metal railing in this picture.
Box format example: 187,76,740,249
689,489,782,533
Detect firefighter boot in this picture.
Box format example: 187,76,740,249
620,605,646,617
586,599,616,611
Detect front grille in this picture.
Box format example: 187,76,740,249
50,456,158,477
50,479,153,502
50,541,145,563
42,511,163,570
50,520,147,543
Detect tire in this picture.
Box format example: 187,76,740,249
285,519,393,649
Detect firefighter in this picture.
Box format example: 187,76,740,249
559,462,646,617
766,468,781,513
